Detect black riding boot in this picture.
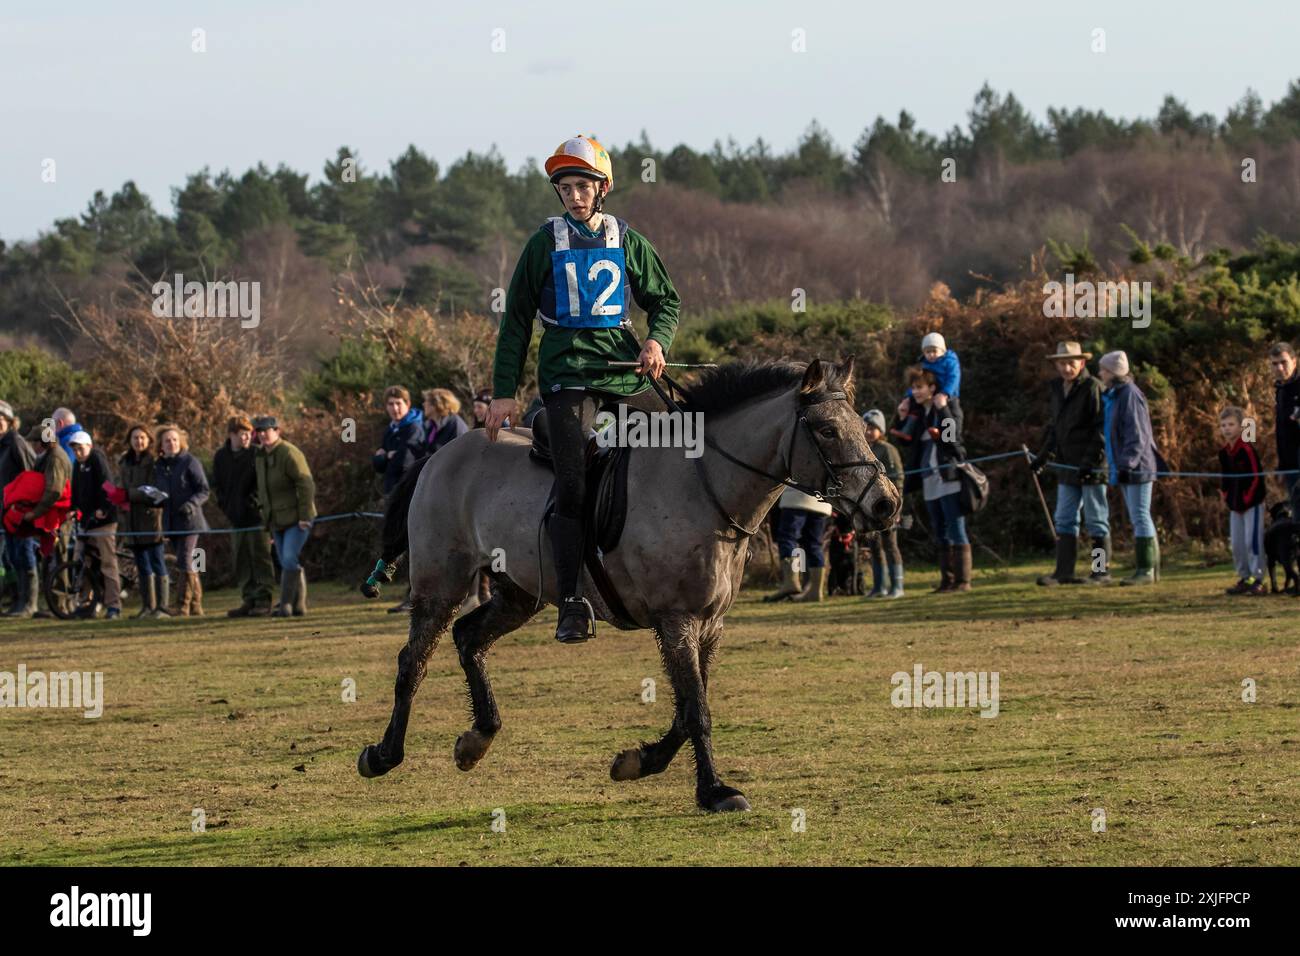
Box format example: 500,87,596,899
549,513,594,644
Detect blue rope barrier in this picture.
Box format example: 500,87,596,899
74,511,384,539
902,449,1300,480
55,449,1300,540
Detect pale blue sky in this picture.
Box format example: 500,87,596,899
3,0,1297,241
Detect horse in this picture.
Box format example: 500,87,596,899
356,357,901,812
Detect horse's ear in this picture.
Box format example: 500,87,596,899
840,355,856,389
800,359,827,395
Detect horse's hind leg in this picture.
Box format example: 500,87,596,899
650,614,749,813
452,575,539,772
357,593,460,778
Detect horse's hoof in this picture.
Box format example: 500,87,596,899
357,745,392,778
712,794,751,812
610,748,642,781
702,785,751,813
454,729,494,771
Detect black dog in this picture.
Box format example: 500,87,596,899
828,514,859,595
1264,500,1300,594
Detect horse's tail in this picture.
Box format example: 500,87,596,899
360,454,432,598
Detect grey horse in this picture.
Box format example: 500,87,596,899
357,357,901,812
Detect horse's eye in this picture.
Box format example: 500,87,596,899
819,427,837,440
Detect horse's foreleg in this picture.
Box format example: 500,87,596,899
610,619,725,783
610,721,686,781
357,594,458,778
452,576,538,771
654,615,749,812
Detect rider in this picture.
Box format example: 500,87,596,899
486,135,681,644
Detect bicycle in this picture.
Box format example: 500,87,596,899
41,520,171,620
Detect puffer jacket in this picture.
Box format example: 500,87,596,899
154,451,211,532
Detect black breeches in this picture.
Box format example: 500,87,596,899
543,388,663,520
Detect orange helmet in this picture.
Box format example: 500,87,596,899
544,136,614,189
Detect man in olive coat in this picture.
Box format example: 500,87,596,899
253,416,316,617
1031,342,1111,585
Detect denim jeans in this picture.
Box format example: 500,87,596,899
1120,482,1156,538
774,508,827,568
272,523,311,572
133,543,167,578
1053,483,1111,538
4,530,38,572
925,492,968,545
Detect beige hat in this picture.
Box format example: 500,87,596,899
1099,350,1130,377
1047,341,1092,361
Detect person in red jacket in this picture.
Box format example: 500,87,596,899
1218,406,1266,595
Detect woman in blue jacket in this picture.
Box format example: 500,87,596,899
154,424,211,614
1099,351,1159,585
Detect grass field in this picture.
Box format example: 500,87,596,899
1,558,1296,866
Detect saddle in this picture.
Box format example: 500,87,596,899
528,409,640,629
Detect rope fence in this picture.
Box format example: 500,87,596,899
59,449,1299,539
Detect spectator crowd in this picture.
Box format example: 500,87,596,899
3,338,1296,620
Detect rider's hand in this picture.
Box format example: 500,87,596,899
19,511,33,524
636,339,666,380
297,520,312,531
934,392,949,409
896,398,910,418
486,398,517,442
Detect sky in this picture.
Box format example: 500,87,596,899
2,0,1298,242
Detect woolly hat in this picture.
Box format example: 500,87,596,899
862,409,887,433
1099,350,1130,377
921,332,946,354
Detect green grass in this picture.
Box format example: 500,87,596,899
0,558,1296,866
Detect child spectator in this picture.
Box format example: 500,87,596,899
893,332,962,446
861,409,906,598
1218,406,1265,595
68,430,121,619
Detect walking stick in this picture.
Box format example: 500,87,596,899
1022,444,1057,539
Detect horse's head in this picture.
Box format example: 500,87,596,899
789,357,902,533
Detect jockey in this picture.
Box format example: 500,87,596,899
486,135,681,644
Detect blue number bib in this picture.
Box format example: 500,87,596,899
550,246,627,328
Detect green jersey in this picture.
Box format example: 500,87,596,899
491,213,681,399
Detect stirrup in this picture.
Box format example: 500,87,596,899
555,596,596,645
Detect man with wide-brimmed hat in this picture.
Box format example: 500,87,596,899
1030,341,1111,586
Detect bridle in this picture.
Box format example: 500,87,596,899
646,373,886,538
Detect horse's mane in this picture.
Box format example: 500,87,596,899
679,360,851,412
